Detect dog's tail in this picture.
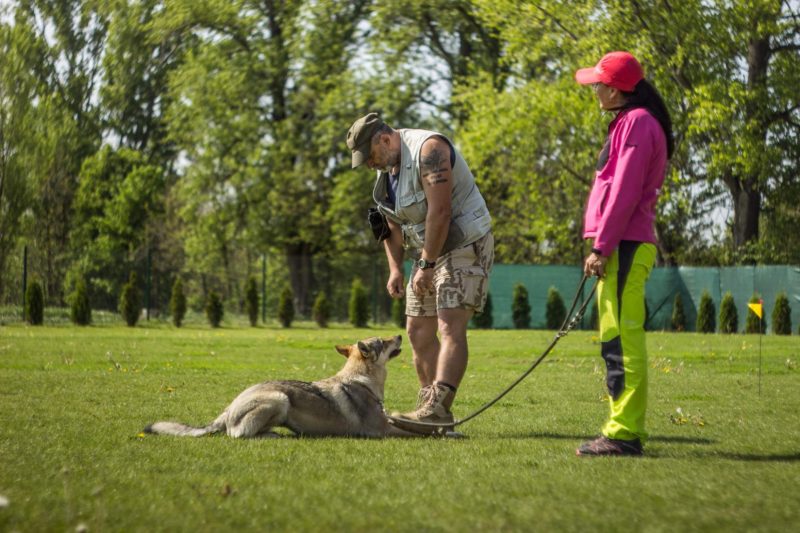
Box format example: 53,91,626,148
144,411,227,437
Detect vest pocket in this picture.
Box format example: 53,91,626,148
397,190,428,224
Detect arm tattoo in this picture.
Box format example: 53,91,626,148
421,147,450,185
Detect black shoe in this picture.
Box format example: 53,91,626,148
576,436,643,457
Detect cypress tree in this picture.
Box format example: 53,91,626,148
25,281,44,326
170,278,187,328
696,291,716,333
719,292,738,334
278,286,295,328
313,291,331,328
671,293,686,332
70,279,92,326
245,277,259,327
119,272,141,327
512,283,531,329
772,292,791,335
205,291,224,328
349,278,369,328
545,287,567,330
472,292,493,329
745,294,767,334
392,297,406,328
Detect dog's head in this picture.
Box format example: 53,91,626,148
335,335,402,364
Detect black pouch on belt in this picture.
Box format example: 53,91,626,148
367,207,391,242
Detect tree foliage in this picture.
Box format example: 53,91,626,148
745,294,767,334
472,292,493,329
69,278,91,326
278,286,295,328
696,291,716,334
349,278,369,328
205,291,224,328
719,292,738,334
25,280,44,325
671,293,686,332
245,277,259,327
312,291,331,329
119,272,141,327
170,278,187,328
512,283,531,329
545,287,567,330
771,292,791,336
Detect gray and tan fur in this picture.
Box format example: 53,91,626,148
144,335,416,438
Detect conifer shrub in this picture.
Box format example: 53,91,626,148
25,280,44,326
205,291,224,328
771,292,792,335
472,292,493,329
745,294,767,334
349,278,369,328
245,277,259,327
545,287,566,330
512,283,531,329
70,278,91,326
170,278,187,328
719,292,738,334
119,272,141,327
313,291,331,328
671,292,686,332
696,290,716,333
589,298,599,330
278,286,295,328
392,297,406,328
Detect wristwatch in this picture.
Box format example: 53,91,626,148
417,258,436,270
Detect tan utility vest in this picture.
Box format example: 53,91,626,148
372,128,491,253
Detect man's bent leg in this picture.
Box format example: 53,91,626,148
435,308,473,388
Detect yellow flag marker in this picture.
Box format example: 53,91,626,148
748,302,763,319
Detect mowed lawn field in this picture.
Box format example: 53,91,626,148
1,322,798,532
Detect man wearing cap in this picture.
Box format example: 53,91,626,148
346,113,494,433
573,51,674,456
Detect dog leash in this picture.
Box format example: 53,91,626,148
387,274,598,435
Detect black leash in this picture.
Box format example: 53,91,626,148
388,274,598,434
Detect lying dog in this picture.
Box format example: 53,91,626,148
144,335,417,438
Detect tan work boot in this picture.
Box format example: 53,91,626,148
390,383,455,434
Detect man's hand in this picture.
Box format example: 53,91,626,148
412,268,435,297
583,252,608,278
386,270,405,299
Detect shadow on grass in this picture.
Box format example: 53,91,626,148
501,432,716,445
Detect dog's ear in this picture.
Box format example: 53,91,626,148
335,345,351,358
357,340,376,359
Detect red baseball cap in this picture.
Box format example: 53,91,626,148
575,51,644,92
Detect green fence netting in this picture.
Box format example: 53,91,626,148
477,264,800,332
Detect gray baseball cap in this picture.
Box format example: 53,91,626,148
346,112,384,168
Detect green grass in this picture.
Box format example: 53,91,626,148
1,322,798,532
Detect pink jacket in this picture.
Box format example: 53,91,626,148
583,107,668,256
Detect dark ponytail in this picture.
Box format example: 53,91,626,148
622,79,674,159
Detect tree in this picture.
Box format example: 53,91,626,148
671,293,686,332
545,287,567,330
745,294,767,334
471,292,493,329
119,272,141,327
312,291,331,328
278,286,295,328
392,297,407,329
696,291,716,334
69,278,91,326
205,291,224,328
170,278,187,328
25,280,44,325
245,277,259,327
512,283,531,329
719,292,738,334
771,292,791,336
70,146,166,309
349,278,369,328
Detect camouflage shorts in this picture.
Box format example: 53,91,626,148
406,232,494,317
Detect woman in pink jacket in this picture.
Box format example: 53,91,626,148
574,51,674,456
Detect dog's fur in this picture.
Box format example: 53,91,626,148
144,335,416,438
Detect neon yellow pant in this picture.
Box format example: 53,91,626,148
596,242,656,442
